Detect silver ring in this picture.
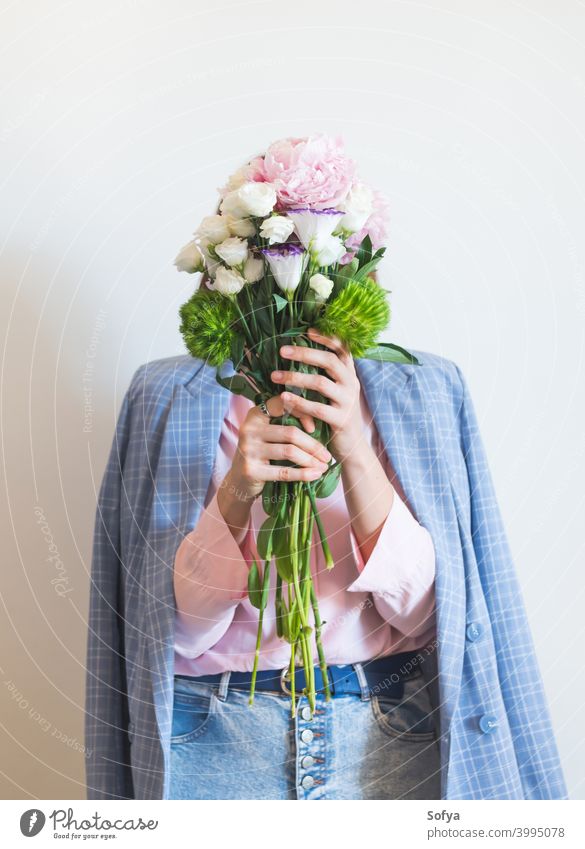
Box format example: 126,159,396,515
258,400,271,417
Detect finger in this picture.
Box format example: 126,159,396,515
279,344,345,382
271,368,342,402
262,443,329,472
259,462,326,483
261,423,331,462
280,391,338,425
307,327,350,359
300,413,316,433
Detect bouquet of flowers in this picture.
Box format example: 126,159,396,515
174,134,418,717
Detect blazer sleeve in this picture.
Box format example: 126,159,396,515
84,382,135,800
455,363,568,799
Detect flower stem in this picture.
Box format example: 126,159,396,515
306,483,334,569
248,608,263,707
309,582,331,701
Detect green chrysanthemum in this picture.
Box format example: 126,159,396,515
316,277,391,357
179,289,237,366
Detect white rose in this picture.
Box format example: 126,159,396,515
195,214,231,244
260,215,295,245
222,165,251,194
174,240,205,274
237,182,277,217
214,236,249,268
338,181,374,233
214,266,246,295
199,238,221,277
313,235,346,266
226,214,256,239
220,190,248,218
309,273,334,302
243,255,264,283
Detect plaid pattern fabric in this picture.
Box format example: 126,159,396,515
84,351,568,800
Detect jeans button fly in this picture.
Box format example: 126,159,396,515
300,755,314,769
300,775,315,790
300,729,314,744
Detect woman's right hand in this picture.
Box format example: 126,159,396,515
227,394,333,502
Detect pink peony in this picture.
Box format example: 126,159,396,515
262,134,356,210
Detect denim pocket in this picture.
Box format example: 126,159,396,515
171,679,217,744
371,671,437,741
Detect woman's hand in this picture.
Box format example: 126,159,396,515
226,393,333,503
270,327,363,463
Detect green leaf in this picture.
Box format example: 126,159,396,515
279,326,307,337
314,462,343,498
273,293,288,313
247,559,262,609
257,514,277,561
229,334,245,370
353,252,386,282
361,343,421,365
275,553,293,583
215,372,259,401
260,560,271,610
275,576,284,638
355,234,373,268
262,481,277,515
289,603,301,642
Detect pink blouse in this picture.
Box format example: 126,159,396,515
173,389,437,675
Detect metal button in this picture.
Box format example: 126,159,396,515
300,775,315,790
300,729,314,744
466,622,483,642
300,706,313,721
479,714,498,734
300,755,314,769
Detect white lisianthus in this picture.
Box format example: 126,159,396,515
195,214,231,244
226,214,256,239
237,182,277,217
243,255,264,283
214,236,249,268
337,181,374,233
174,240,206,274
309,273,334,302
261,245,306,295
287,208,344,251
313,234,346,266
214,266,246,295
260,215,295,245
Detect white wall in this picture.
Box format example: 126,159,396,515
1,0,584,799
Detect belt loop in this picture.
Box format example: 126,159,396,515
352,662,370,701
217,670,231,701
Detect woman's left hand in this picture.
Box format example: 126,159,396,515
271,326,363,463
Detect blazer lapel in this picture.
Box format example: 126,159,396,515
144,363,230,743
355,357,466,739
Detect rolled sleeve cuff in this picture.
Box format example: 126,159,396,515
346,492,436,596
175,491,254,604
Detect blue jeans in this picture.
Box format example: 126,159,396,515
169,662,442,800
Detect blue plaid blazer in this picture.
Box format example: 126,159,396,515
84,350,568,800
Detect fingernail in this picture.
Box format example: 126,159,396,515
281,391,290,401
272,370,283,379
280,346,292,356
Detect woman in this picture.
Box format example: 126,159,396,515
171,321,441,800
84,141,567,801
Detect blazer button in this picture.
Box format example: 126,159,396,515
466,622,483,642
479,714,498,734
